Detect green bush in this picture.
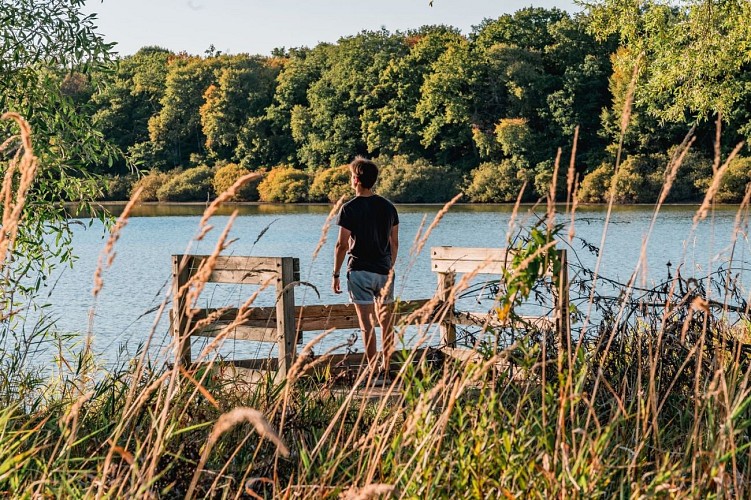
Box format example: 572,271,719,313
611,155,665,203
96,174,135,201
579,152,712,204
577,163,613,203
310,165,351,202
465,159,533,203
131,170,171,202
715,157,751,203
156,165,215,202
257,166,310,203
212,163,262,202
533,159,569,200
376,156,461,203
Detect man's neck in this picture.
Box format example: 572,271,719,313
355,186,374,197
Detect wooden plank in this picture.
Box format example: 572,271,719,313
453,311,555,330
431,247,511,262
431,246,512,275
177,255,283,285
193,325,277,342
188,299,434,335
210,358,280,371
431,259,506,274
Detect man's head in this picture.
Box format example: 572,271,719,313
349,156,378,190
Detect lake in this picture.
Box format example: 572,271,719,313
34,203,751,367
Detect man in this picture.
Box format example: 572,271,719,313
332,156,399,381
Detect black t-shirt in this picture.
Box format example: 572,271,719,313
337,195,399,275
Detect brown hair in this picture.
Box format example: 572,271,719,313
349,156,378,189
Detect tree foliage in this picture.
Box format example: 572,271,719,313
22,2,751,205
1,0,116,293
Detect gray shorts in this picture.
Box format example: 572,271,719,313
347,270,394,305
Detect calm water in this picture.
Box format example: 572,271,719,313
36,203,751,366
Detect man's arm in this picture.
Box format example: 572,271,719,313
389,224,399,269
332,226,350,294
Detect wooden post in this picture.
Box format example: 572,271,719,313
172,255,192,368
437,271,456,347
275,257,297,381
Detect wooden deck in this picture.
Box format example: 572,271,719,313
172,246,569,387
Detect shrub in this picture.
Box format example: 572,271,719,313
577,163,613,203
131,170,171,202
257,166,310,203
212,163,262,202
465,159,533,203
715,157,751,203
96,174,135,201
610,155,665,203
310,165,351,202
156,165,215,202
533,159,569,200
376,156,462,203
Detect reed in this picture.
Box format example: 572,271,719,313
1,115,750,499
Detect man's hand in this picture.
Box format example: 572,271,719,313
332,276,342,294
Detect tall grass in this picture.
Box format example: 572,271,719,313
1,113,750,499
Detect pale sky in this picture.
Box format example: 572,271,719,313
82,0,581,57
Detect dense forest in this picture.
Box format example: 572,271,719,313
8,3,751,204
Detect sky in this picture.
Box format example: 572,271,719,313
82,0,580,57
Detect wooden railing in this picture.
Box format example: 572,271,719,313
431,246,569,347
171,246,569,379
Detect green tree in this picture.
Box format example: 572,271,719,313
290,30,408,169
148,55,225,167
91,47,173,172
362,26,463,160
590,0,751,141
200,55,280,163
1,0,116,291
415,37,477,166
262,45,334,168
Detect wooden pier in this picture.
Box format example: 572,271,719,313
171,246,569,383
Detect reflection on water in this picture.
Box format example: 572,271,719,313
42,203,750,367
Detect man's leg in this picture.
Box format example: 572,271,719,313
353,303,377,367
376,302,394,373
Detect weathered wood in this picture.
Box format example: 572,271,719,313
193,325,278,342
178,255,301,285
188,299,433,335
276,257,297,380
431,246,512,275
437,271,456,347
172,255,192,367
431,246,511,262
453,311,555,330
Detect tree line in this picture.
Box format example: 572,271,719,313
11,2,751,204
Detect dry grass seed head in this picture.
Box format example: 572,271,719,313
93,187,143,297
187,407,289,498
414,192,462,255
694,142,745,225
0,113,38,269
198,171,264,237
340,484,395,500
566,125,579,207
313,194,346,261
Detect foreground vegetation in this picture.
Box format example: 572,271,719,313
3,0,751,497
3,108,751,497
